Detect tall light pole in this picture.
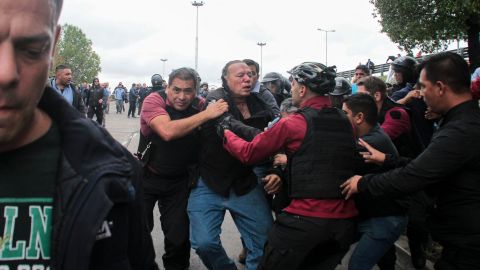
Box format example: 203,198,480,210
317,28,335,66
160,58,168,78
257,42,266,77
192,1,204,70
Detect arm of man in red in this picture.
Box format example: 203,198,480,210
381,107,411,140
223,115,306,165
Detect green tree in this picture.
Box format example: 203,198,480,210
370,0,480,70
51,24,101,84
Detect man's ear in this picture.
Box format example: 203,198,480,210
355,112,364,125
436,81,446,96
300,84,308,97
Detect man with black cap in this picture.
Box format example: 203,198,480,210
329,76,352,109
220,62,358,269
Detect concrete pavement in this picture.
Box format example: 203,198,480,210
102,101,432,270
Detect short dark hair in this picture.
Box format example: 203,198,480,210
344,93,378,126
357,76,387,99
243,59,259,74
355,65,370,76
168,67,198,90
418,52,470,94
55,64,69,72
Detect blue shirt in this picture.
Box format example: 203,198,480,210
50,79,73,105
113,87,125,100
472,67,480,81
351,83,358,94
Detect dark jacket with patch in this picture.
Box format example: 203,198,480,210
379,97,422,158
39,87,157,270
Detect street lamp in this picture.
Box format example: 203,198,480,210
192,1,204,70
317,28,335,66
257,42,266,77
160,58,168,78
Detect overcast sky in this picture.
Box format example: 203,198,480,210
58,0,450,87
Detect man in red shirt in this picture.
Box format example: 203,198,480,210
221,62,358,270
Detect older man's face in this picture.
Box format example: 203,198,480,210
225,63,252,98
0,0,59,149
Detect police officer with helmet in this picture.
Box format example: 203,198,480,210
389,56,418,96
329,76,352,109
261,72,290,106
220,62,358,269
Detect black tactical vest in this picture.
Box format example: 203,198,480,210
288,107,356,199
147,91,201,177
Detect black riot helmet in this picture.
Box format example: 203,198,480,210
287,62,336,95
330,77,352,96
329,77,352,109
151,74,163,87
391,56,418,84
261,72,284,94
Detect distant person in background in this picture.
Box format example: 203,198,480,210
351,64,370,94
138,83,148,115
113,82,126,114
366,58,375,75
199,82,209,98
102,82,110,114
50,65,86,114
87,78,107,125
128,84,139,118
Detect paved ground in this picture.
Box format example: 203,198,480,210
102,102,433,270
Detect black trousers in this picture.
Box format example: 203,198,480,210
407,192,433,262
434,245,480,270
138,101,143,115
87,106,103,125
257,212,355,270
128,102,137,117
143,169,190,270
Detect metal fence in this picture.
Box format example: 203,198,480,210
337,47,469,79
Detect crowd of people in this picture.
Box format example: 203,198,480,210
2,1,480,270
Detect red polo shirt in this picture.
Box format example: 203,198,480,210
223,96,357,218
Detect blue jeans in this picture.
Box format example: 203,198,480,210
349,215,408,270
188,178,273,270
